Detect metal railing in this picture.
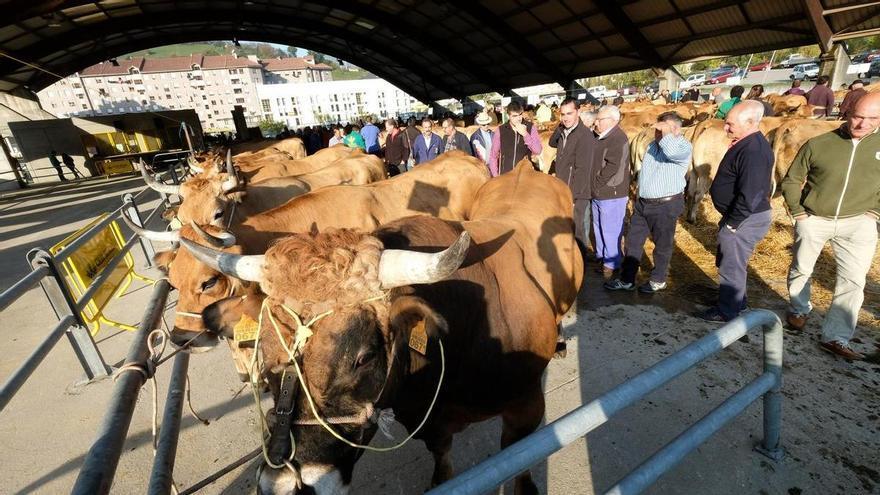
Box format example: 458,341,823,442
429,309,784,495
0,187,166,413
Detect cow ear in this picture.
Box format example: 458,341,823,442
203,293,264,341
388,295,447,357
153,249,177,273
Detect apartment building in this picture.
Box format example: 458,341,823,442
256,78,421,128
37,54,332,132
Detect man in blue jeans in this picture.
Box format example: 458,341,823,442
697,100,774,322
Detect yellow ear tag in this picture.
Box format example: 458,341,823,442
408,319,428,355
169,217,183,230
233,314,259,343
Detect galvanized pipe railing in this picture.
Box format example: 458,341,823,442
148,352,191,495
429,309,784,495
72,279,172,495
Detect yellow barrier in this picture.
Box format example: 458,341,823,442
50,214,154,336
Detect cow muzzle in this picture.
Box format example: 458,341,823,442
258,463,349,495
168,326,219,353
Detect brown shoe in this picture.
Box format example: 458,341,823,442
819,341,865,360
786,312,807,331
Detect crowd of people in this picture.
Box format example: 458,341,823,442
260,83,879,361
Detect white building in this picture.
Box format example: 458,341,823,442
37,54,332,133
256,78,421,128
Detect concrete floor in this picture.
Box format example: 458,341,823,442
1,177,878,494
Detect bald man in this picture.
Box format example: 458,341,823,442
782,92,880,360
697,100,774,323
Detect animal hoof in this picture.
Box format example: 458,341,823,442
554,341,567,359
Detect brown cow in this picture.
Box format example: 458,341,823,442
244,146,355,182
187,162,582,494
771,119,843,184
127,151,490,353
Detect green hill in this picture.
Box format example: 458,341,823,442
125,41,286,59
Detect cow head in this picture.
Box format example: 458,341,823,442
183,228,469,494
124,212,260,351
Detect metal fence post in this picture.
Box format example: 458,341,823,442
148,352,190,495
756,318,784,460
122,192,156,267
27,248,110,380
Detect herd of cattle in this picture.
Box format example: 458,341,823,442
129,145,581,494
122,82,873,493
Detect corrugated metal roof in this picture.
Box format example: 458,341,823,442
2,0,878,101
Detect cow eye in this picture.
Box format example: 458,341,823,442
354,350,375,369
201,276,218,291
212,208,224,220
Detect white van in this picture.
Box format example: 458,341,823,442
680,73,706,89
790,63,819,81
587,85,618,98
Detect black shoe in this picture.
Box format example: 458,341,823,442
638,280,667,294
694,307,728,323
604,279,635,291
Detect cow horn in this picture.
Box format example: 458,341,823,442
221,149,238,192
187,156,204,173
179,239,264,282
138,159,182,196
190,221,236,248
377,230,470,289
121,208,181,243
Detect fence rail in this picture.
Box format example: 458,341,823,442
0,187,166,413
429,309,784,495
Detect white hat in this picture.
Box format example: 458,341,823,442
475,112,492,125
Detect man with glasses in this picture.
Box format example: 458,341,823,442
781,92,880,360
590,105,630,277
488,101,543,177
411,118,442,165
469,112,494,167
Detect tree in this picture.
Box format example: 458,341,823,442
286,46,298,57
259,119,286,136
306,50,327,64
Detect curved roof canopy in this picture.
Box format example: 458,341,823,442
1,0,879,102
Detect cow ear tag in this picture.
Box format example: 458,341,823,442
234,314,259,343
408,319,428,355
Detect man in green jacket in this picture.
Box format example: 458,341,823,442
781,92,880,360
714,85,744,119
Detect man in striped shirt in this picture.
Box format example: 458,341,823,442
605,112,692,293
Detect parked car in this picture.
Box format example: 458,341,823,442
680,73,706,89
707,68,738,85
790,63,819,81
586,85,619,99
865,59,880,79
748,61,772,71
777,54,817,68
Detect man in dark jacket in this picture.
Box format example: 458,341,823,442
469,112,494,167
411,118,442,164
805,75,835,118
440,118,473,155
550,97,597,255
698,101,774,322
383,118,406,176
590,105,631,276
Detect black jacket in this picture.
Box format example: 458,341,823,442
592,126,631,200
384,130,406,165
710,131,774,228
551,122,596,200
440,131,473,155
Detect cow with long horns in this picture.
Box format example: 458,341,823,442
126,151,491,354
187,161,583,494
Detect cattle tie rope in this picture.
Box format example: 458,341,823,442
248,296,445,473
113,328,211,494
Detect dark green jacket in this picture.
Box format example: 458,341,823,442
782,127,880,219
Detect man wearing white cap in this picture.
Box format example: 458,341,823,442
470,112,495,168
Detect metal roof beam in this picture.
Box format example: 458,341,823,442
593,0,665,68
0,10,464,99
801,0,835,52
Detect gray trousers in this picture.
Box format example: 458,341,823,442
716,210,772,320
788,215,878,344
